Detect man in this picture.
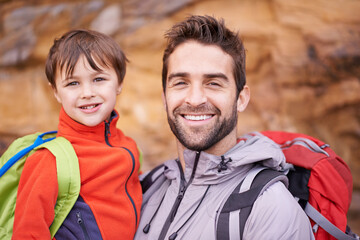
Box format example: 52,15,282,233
135,15,314,240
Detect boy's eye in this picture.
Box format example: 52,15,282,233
94,77,105,82
66,81,79,87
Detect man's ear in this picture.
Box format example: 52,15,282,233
162,92,167,110
237,85,250,112
50,83,62,104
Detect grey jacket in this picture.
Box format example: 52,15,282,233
135,134,315,240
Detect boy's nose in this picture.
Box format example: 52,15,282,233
80,84,95,99
185,84,207,106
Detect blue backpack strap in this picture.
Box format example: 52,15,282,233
0,131,57,177
216,166,288,240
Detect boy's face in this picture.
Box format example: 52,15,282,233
53,55,122,127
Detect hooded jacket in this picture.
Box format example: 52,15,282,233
13,108,142,240
135,134,315,240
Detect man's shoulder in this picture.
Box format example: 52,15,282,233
244,181,314,239
255,181,297,209
250,181,304,220
140,159,178,202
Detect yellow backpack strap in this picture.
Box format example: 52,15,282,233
37,137,80,238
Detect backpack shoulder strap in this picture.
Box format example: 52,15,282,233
37,137,80,238
217,166,288,240
0,131,57,177
140,163,168,204
305,203,359,240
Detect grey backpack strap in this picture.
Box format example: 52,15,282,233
305,203,359,240
216,167,288,240
140,164,167,204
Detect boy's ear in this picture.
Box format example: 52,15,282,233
49,83,62,103
237,85,250,112
116,83,123,95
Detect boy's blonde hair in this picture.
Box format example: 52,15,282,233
45,29,128,89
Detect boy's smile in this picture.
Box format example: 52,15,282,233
53,55,122,127
79,103,102,112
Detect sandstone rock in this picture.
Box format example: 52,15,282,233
0,0,359,228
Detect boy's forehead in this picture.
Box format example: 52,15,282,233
57,55,109,77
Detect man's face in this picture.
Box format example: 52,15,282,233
164,41,249,155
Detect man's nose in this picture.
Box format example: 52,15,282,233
185,84,207,106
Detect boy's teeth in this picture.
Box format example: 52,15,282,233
81,105,96,109
184,115,212,121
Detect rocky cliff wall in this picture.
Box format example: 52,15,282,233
0,0,359,231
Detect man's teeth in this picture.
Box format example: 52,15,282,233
184,115,212,121
81,105,97,109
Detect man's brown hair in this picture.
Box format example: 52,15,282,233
162,15,246,95
45,29,128,89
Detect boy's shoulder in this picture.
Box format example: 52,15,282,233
24,147,57,170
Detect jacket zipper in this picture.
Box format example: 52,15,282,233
104,118,139,229
121,147,139,229
158,152,201,240
76,212,91,240
104,121,111,147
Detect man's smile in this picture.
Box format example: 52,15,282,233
183,114,213,121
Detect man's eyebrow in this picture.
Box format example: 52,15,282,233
167,72,189,81
168,72,229,81
204,73,229,81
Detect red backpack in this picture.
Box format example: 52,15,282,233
258,131,356,239
216,131,358,240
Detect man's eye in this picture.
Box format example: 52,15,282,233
208,82,221,86
174,81,186,86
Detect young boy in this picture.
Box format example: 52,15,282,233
12,29,142,239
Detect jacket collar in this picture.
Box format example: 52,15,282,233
57,107,119,143
170,134,287,185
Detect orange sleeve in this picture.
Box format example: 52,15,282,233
12,148,58,240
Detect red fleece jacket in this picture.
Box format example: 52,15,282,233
12,108,142,239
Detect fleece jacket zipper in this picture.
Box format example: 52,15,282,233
76,212,91,240
104,119,138,229
158,151,201,240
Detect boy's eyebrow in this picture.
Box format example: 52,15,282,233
62,69,109,81
60,74,77,82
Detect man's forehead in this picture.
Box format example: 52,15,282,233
167,42,234,80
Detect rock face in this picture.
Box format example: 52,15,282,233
0,0,359,232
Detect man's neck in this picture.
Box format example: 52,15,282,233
176,132,238,169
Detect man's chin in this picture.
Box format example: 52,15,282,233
179,138,213,152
